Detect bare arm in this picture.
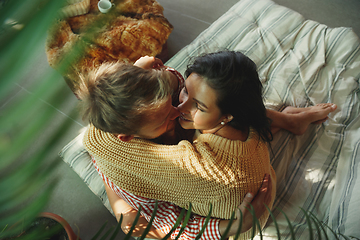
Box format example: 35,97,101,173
103,181,169,239
104,174,271,240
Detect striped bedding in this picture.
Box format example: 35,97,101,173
60,0,360,238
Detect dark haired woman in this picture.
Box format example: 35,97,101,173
84,52,337,240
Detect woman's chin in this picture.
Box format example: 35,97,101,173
178,118,193,129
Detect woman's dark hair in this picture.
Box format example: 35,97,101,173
185,51,273,143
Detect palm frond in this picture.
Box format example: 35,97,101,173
0,0,77,238
220,210,235,240
174,204,193,240
301,208,314,240
266,205,280,240
278,207,296,240
233,209,243,240
194,204,213,240
122,206,142,240
137,201,159,240
90,221,111,240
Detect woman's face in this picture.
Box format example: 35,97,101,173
177,73,226,132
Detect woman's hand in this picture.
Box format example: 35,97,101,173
219,174,272,237
134,56,164,69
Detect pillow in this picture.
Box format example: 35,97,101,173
59,128,113,214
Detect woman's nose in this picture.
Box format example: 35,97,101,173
177,93,189,113
169,106,180,120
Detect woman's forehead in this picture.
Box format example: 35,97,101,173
186,73,218,108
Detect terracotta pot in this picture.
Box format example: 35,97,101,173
40,212,80,240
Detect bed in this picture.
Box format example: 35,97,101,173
60,0,360,238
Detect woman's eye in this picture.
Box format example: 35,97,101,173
195,103,205,112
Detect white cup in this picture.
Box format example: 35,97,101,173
98,0,114,13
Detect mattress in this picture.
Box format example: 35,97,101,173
60,0,360,238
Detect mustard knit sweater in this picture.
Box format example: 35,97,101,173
83,125,276,221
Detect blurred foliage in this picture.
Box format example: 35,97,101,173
0,0,77,238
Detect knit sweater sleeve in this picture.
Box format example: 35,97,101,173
83,125,274,220
93,156,222,240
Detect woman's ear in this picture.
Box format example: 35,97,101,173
226,115,234,123
117,134,134,142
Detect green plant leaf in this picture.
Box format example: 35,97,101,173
308,212,329,240
278,207,295,240
138,201,159,240
320,218,340,240
266,205,281,240
91,221,113,240
245,204,262,240
233,208,243,240
301,208,314,240
220,210,235,240
194,203,212,240
122,206,142,240
108,221,123,240
308,212,322,240
253,204,263,240
99,227,116,240
0,1,358,240
174,203,193,240
161,205,188,239
0,1,63,98
0,182,56,238
338,233,352,240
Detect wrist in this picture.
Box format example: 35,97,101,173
219,218,239,238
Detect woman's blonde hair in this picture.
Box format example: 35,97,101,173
77,62,173,135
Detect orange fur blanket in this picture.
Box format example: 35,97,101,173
46,0,173,92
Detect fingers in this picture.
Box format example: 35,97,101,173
260,174,269,194
256,174,271,203
134,56,164,69
236,174,272,220
261,173,270,190
264,174,272,205
152,57,164,69
234,174,272,233
247,174,271,219
233,192,254,233
238,193,254,213
259,174,272,206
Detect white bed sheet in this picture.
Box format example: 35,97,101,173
165,0,360,238
60,0,360,238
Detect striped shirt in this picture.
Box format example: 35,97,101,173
92,156,221,240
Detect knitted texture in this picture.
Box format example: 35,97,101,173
83,125,276,228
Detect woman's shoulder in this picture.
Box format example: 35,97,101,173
196,127,257,142
194,128,266,153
